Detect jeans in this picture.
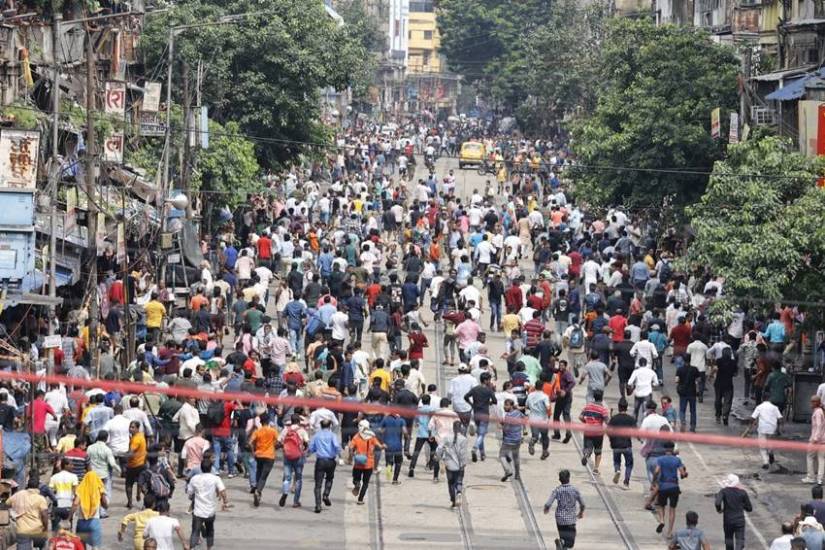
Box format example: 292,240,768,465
489,302,502,329
76,518,102,548
679,396,697,430
530,426,550,452
723,522,746,550
654,355,664,387
282,458,305,503
385,451,403,482
314,457,336,508
446,468,465,504
352,468,373,502
556,320,570,338
211,436,236,475
255,457,274,493
474,419,490,454
612,448,633,483
15,535,46,550
288,328,304,359
557,523,577,548
499,442,521,478
443,334,457,363
241,451,257,489
697,372,707,397
190,515,215,549
715,386,734,420
409,437,439,478
633,395,651,424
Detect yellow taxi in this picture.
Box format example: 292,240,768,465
458,141,485,169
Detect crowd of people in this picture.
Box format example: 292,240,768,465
0,118,821,550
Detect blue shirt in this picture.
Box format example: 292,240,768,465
631,261,649,282
224,246,238,269
762,321,786,343
656,454,683,491
414,405,436,438
502,409,525,445
347,296,366,322
284,300,306,331
380,415,406,453
317,253,333,276
318,304,337,327
649,330,668,352
308,429,343,459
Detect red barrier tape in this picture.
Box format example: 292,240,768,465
3,369,820,455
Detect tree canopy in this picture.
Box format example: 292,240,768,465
141,0,370,166
685,135,825,311
571,19,739,208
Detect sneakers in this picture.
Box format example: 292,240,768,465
408,470,415,478
528,441,536,456
562,434,572,444
455,491,462,506
471,450,478,463
613,472,621,484
279,494,288,507
480,452,486,461
552,433,561,441
352,485,360,496
315,506,322,513
501,473,512,482
323,496,332,507
802,477,817,484
580,456,587,467
253,491,261,508
540,451,549,460
623,480,630,489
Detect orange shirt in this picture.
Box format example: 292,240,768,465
190,295,209,311
250,425,279,460
127,432,147,469
349,434,377,470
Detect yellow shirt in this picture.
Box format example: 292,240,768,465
121,508,159,550
8,489,48,535
144,300,166,329
56,434,77,454
127,432,147,469
502,313,521,336
370,368,392,393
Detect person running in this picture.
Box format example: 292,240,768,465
544,469,585,549
653,441,688,538
499,398,525,482
670,510,711,550
578,350,611,403
436,420,471,508
525,380,552,460
141,500,189,550
278,415,309,508
579,389,610,474
348,420,385,505
249,413,279,507
607,397,635,488
552,360,575,443
714,474,752,550
379,410,407,484
463,372,497,462
187,456,229,550
119,493,159,550
743,392,783,470
308,418,342,513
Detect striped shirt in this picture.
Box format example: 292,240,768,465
581,402,609,426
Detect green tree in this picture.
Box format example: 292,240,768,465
334,0,386,101
141,0,369,166
685,135,825,313
571,19,739,208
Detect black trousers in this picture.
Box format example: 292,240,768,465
255,457,274,493
409,437,439,478
553,394,572,437
352,468,373,501
314,458,336,508
557,523,577,548
723,522,746,550
715,386,734,420
190,515,215,548
385,451,403,482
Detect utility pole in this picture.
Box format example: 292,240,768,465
182,59,191,197
47,14,61,375
85,26,99,371
162,28,175,201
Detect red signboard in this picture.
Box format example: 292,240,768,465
817,104,825,156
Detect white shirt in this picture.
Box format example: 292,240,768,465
752,401,782,435
45,389,69,419
686,340,709,372
103,414,131,454
309,408,339,432
628,367,659,398
330,311,349,341
640,413,671,443
459,286,481,309
769,535,793,550
707,341,732,361
448,373,478,413
187,472,226,518
629,340,658,368
123,407,153,435
173,402,200,440
143,516,181,550
475,240,494,264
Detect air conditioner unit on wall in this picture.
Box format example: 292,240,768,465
751,106,777,125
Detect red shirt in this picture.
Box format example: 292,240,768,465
108,280,124,305
408,331,428,360
608,315,628,343
257,236,272,260
48,533,85,550
365,284,381,308
527,294,544,311
569,251,583,278
670,322,692,349
524,319,544,348
505,286,523,312
212,402,237,438
28,399,55,434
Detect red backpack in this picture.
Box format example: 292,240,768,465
283,428,304,461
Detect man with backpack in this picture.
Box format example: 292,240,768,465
562,316,586,377
278,414,309,508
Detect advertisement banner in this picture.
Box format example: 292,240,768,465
105,82,126,115
711,108,721,139
817,104,825,157
729,112,739,144
0,130,39,190
143,82,162,112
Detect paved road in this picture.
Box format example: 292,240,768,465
97,156,806,550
